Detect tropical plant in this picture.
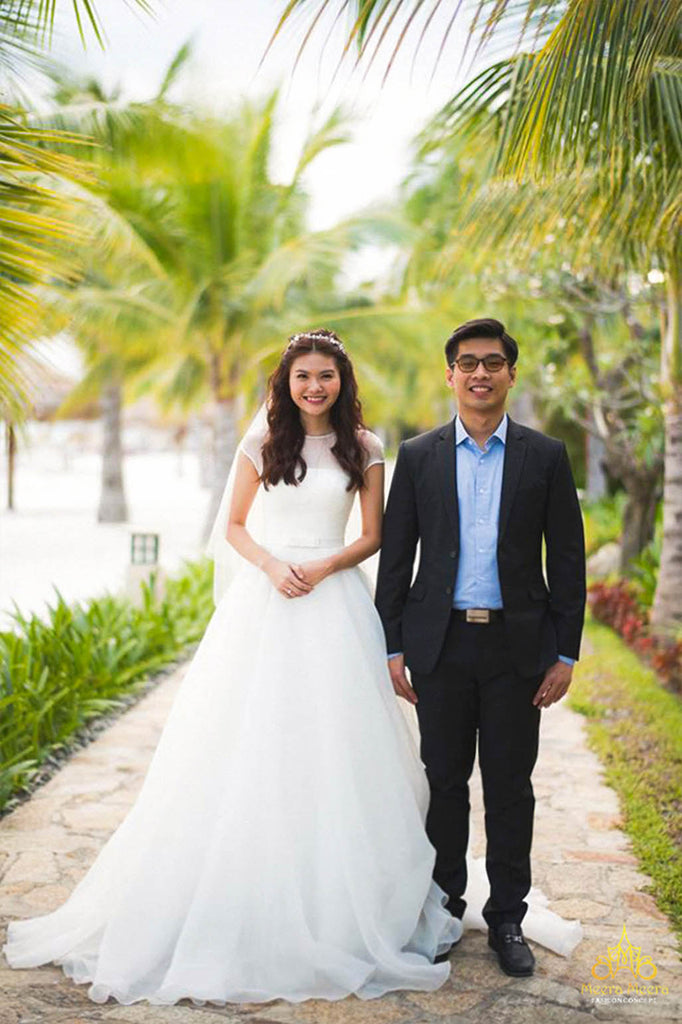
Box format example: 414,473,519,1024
132,92,425,536
630,530,662,610
277,0,682,627
583,492,627,558
39,56,426,530
35,63,188,521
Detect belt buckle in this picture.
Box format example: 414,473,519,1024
466,608,490,624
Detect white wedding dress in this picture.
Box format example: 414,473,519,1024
2,427,581,1006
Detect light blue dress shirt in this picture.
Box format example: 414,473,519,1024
388,413,574,666
453,413,507,609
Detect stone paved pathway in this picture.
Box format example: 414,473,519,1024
1,663,680,1024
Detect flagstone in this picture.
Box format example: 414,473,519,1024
22,884,75,911
402,984,484,1015
263,996,412,1024
565,850,638,864
100,1007,268,1024
546,898,615,921
0,827,97,855
0,800,65,831
60,804,128,832
2,851,59,886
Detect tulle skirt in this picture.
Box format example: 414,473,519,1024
3,548,467,1005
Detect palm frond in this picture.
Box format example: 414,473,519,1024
0,107,92,414
271,0,565,71
291,104,352,181
156,38,193,100
418,30,682,274
32,0,155,48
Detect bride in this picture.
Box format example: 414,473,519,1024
2,328,579,1007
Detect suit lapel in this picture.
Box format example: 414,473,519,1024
436,418,459,547
498,417,527,541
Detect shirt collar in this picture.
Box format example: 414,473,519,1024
455,413,508,448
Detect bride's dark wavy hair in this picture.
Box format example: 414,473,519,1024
261,329,367,492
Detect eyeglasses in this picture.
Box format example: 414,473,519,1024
450,354,509,373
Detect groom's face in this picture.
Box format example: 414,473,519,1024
445,337,516,418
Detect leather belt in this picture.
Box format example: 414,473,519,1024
451,608,504,624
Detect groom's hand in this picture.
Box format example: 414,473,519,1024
533,660,573,708
388,655,418,705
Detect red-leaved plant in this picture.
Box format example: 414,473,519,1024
587,581,682,694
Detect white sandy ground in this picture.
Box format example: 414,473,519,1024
0,442,212,630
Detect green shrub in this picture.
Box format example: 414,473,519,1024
628,531,661,609
582,491,627,556
0,559,214,811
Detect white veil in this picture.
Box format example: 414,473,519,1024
205,402,268,606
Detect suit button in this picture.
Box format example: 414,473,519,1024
445,586,452,595
449,551,456,558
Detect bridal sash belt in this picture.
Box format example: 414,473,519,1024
266,535,345,549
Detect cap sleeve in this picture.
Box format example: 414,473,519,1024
360,429,384,472
238,420,268,477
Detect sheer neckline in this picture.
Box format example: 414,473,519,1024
304,431,335,438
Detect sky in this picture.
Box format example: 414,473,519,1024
46,0,475,230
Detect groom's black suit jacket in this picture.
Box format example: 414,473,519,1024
375,416,586,678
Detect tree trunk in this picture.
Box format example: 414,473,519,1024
201,397,239,543
585,431,608,502
511,387,542,430
97,382,128,523
651,261,682,629
620,470,660,572
6,422,15,511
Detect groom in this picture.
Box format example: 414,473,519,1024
375,318,586,977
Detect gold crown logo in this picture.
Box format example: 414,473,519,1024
591,925,657,981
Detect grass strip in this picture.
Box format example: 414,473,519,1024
569,615,682,948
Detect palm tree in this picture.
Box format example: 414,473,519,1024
276,0,682,627
40,55,420,532
32,60,188,522
138,94,364,536
54,272,173,521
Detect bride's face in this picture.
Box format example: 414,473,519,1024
289,352,341,419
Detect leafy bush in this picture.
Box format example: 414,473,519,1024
629,531,661,608
588,580,682,694
0,559,214,811
582,491,627,556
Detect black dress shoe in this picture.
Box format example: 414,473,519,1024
488,923,535,977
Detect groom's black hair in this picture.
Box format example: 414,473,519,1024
445,318,519,368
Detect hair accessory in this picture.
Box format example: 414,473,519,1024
287,332,346,353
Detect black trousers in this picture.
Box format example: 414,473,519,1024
411,613,542,930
